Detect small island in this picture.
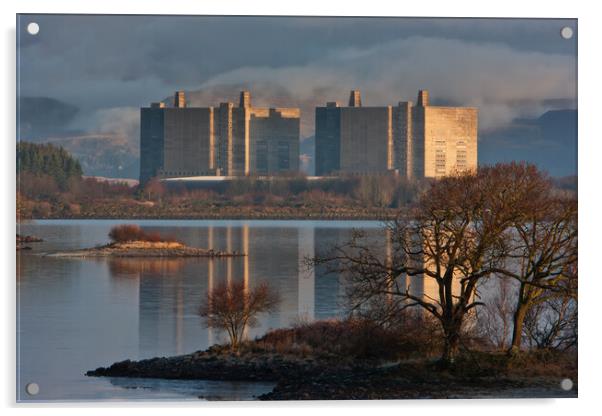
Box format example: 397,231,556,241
49,224,244,258
17,233,44,250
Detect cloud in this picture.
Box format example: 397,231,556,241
194,36,576,134
18,15,576,111
70,106,140,150
59,35,576,146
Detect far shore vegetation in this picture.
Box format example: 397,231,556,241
16,141,576,221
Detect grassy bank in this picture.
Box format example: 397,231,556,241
18,197,398,220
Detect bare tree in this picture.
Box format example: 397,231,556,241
199,281,280,351
476,277,516,350
495,193,577,353
312,164,545,364
522,289,577,351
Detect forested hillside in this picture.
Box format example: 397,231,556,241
17,141,83,189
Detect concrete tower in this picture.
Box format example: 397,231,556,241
174,91,186,108
348,90,362,107
417,90,429,107
239,90,251,108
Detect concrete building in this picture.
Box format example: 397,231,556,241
315,90,477,178
140,91,300,183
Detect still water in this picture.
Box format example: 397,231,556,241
16,219,382,402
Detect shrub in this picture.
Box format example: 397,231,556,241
446,348,578,379
108,224,176,243
254,314,440,361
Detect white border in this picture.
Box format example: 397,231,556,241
2,1,600,415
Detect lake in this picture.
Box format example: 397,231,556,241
16,219,383,402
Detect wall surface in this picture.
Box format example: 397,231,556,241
139,107,165,183
421,107,478,178
161,108,215,177
315,106,341,176
140,99,301,179
250,108,300,175
339,106,392,174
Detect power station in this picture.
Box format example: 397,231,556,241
315,90,478,178
140,90,300,183
140,89,477,183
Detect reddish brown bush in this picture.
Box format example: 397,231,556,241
108,224,177,243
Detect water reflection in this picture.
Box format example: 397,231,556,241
102,224,358,357
106,377,276,401
16,220,382,401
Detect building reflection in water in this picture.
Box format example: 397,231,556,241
298,227,315,321
108,223,437,358
207,226,214,346
314,228,347,320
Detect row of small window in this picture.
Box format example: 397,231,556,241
434,139,468,147
159,171,212,176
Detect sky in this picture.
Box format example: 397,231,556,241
16,14,578,176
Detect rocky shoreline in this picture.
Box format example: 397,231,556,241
48,240,244,258
16,233,44,250
259,365,575,400
86,348,365,382
85,348,577,400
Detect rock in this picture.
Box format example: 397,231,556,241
17,234,44,243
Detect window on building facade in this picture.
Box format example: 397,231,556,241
434,139,447,175
256,141,268,173
456,140,467,169
278,141,290,171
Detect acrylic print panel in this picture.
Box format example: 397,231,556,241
16,14,578,402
